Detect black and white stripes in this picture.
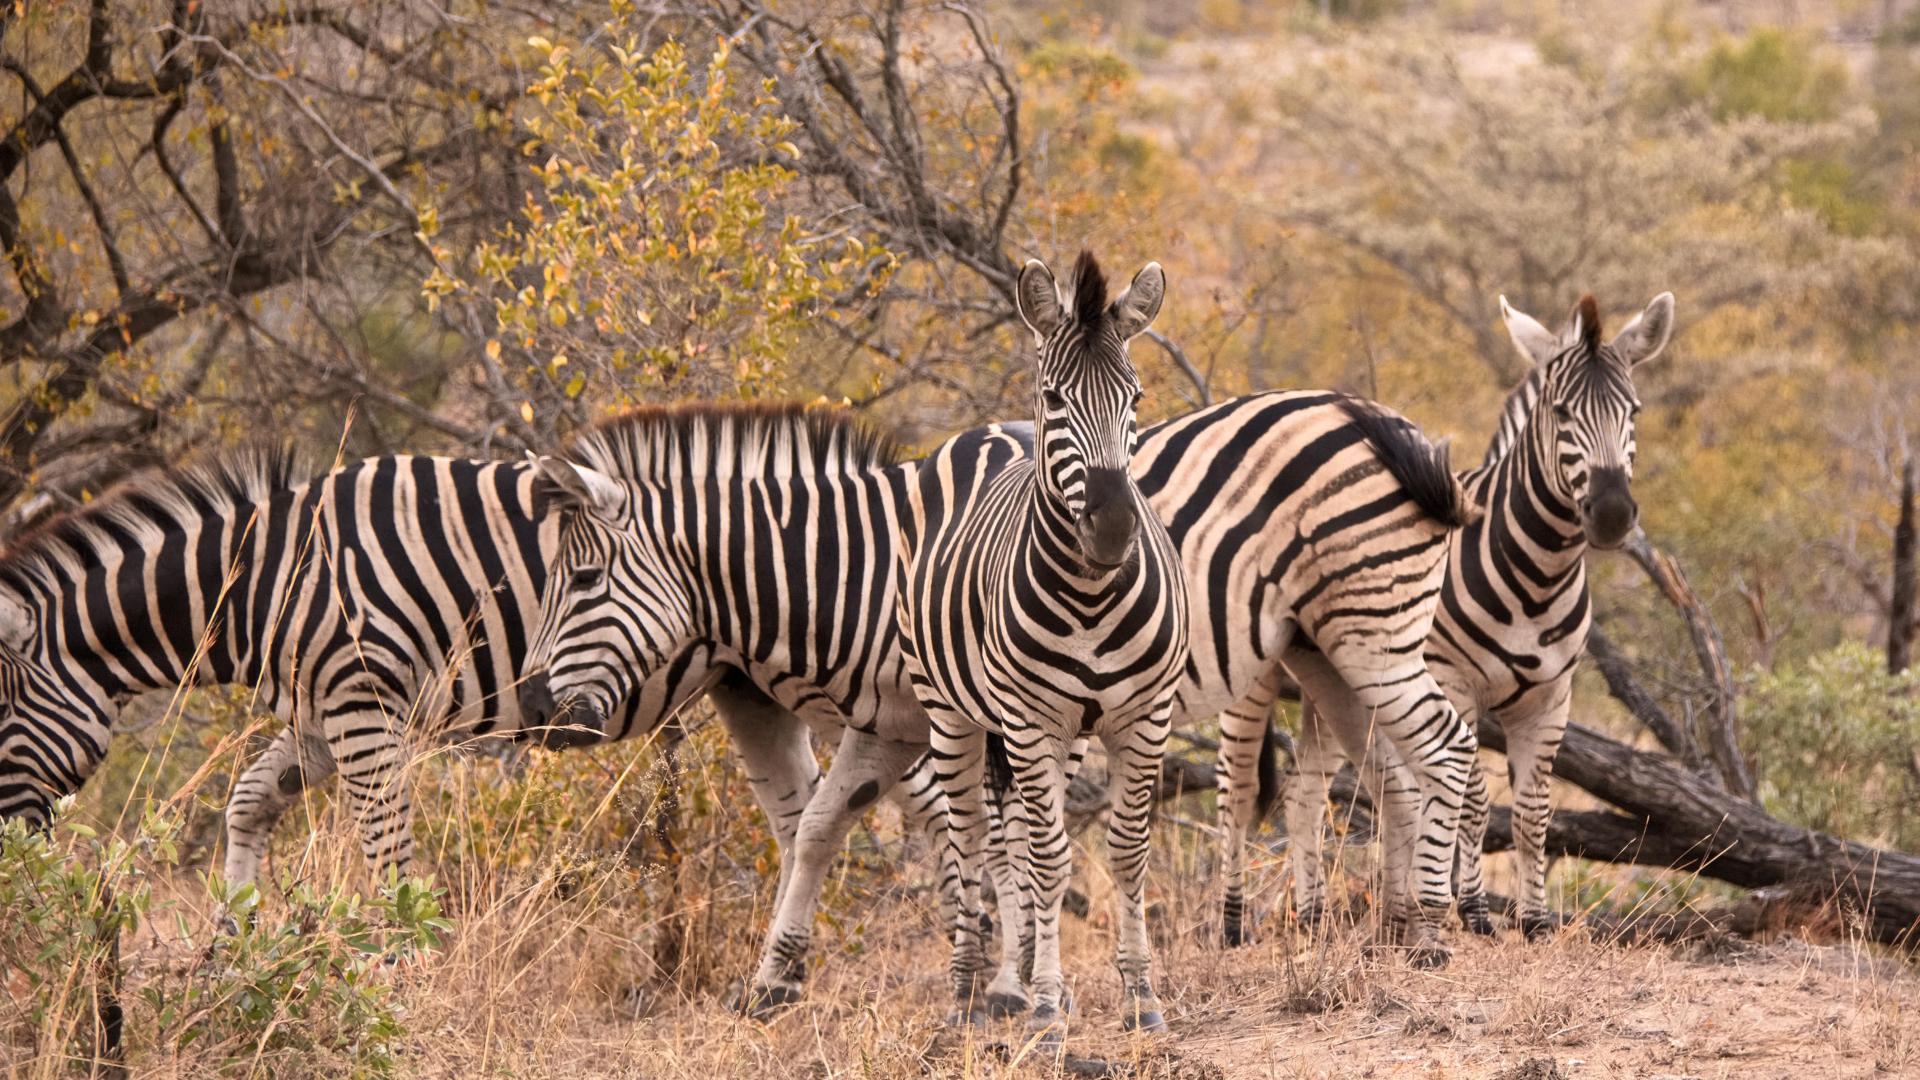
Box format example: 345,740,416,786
0,448,738,899
898,252,1189,1037
1292,290,1675,941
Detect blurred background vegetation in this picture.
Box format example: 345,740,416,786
3,0,1919,1072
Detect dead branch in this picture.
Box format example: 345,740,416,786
1624,531,1757,800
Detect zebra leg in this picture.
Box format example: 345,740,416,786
1504,690,1571,941
1349,727,1424,945
1216,674,1281,947
326,707,418,879
1106,708,1171,1034
1006,737,1072,1046
887,751,965,945
926,710,993,1025
1281,697,1341,930
982,783,1031,1016
222,723,335,921
1454,754,1496,935
1288,641,1469,965
708,678,821,913
743,725,926,1017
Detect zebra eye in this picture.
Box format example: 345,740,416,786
569,567,605,591
1552,403,1573,423
1042,388,1067,412
1131,390,1144,409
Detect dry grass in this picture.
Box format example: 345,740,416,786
7,749,1919,1080
3,706,1917,1079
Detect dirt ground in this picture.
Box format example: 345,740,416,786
386,892,1919,1080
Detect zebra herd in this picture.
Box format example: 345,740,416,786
0,250,1673,1042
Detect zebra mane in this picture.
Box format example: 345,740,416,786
0,444,305,588
564,402,903,485
1480,366,1547,466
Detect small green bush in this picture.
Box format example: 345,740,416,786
1,800,454,1079
1745,644,1920,852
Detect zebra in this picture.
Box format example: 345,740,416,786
895,251,1188,1039
1285,291,1676,941
517,402,957,1016
0,445,880,923
522,372,1477,1012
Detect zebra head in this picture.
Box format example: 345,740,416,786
0,583,112,827
1014,251,1166,570
520,457,692,745
1501,291,1676,550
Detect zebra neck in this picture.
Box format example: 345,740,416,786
1025,479,1126,589
1478,427,1590,594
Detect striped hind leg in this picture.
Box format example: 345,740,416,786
223,722,336,907
744,725,928,1016
1217,672,1283,946
1281,697,1340,928
1454,754,1496,935
709,681,821,914
1292,642,1472,965
1104,706,1172,1033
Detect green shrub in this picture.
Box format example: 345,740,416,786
0,804,161,1075
1745,644,1920,852
2,800,454,1079
141,872,449,1078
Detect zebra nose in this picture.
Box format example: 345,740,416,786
518,672,556,726
1079,467,1139,568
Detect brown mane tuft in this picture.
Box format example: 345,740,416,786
1070,250,1108,329
1575,294,1602,351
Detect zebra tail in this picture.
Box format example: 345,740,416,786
984,730,1015,798
1254,717,1281,826
1334,395,1481,528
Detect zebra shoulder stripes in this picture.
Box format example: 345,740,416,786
1292,290,1675,940
898,252,1189,1039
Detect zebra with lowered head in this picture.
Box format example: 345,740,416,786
0,444,859,926
1286,290,1675,940
897,252,1188,1040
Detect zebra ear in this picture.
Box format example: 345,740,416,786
1015,259,1064,339
0,586,32,652
533,455,625,521
1109,261,1165,340
1611,292,1676,368
1500,295,1561,367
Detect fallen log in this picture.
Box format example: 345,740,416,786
1478,719,1920,949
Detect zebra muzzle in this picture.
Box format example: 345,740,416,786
516,673,606,749
1078,467,1139,569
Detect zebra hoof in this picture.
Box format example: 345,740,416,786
737,982,803,1020
1121,1002,1168,1033
944,1005,990,1029
1408,942,1451,970
985,989,1029,1019
1026,1005,1067,1054
1521,914,1557,942
1459,901,1496,937
1222,914,1249,948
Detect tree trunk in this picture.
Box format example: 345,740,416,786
1890,458,1915,675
